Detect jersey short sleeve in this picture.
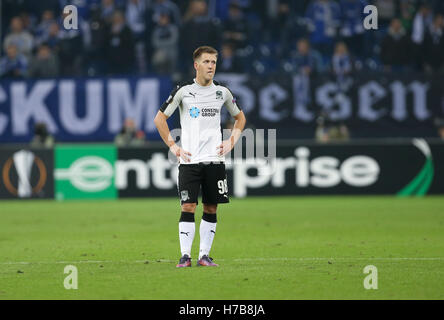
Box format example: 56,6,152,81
160,85,184,117
224,88,241,117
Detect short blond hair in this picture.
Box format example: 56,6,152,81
193,46,218,61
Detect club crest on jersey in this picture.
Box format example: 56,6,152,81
181,190,190,201
189,107,200,118
216,90,223,100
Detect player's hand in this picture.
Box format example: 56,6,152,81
170,144,192,162
217,138,234,156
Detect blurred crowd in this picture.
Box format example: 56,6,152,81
1,0,444,80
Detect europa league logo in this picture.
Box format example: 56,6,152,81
2,150,47,197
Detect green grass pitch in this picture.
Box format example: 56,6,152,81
1,196,443,300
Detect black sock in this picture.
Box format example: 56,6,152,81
202,212,217,223
179,211,195,222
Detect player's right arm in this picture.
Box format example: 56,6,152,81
154,86,192,162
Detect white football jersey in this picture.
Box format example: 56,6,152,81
160,79,241,164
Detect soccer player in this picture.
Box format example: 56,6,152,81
154,46,246,267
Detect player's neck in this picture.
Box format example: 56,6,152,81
195,76,213,87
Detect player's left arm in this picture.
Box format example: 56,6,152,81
218,89,246,156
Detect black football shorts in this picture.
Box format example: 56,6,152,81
177,162,229,205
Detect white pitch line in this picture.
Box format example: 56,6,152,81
233,257,444,261
1,257,444,265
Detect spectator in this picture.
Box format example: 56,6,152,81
1,0,442,79
181,0,222,73
42,22,61,49
84,8,108,75
18,12,37,34
146,0,182,71
411,3,433,70
0,44,28,79
289,38,324,75
101,0,117,24
339,0,367,57
151,13,179,74
126,0,146,37
380,18,411,72
399,0,416,33
31,122,55,148
58,0,98,20
208,0,233,21
105,10,135,75
267,0,294,38
3,16,34,57
28,44,60,78
373,0,397,27
222,2,248,50
276,0,311,54
315,110,350,143
332,41,353,91
114,118,146,146
150,0,182,27
434,118,444,139
423,14,444,73
332,41,352,77
218,42,244,73
290,38,323,121
35,10,56,47
57,9,87,76
126,0,147,73
412,3,434,45
305,0,341,57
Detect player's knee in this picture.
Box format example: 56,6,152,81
203,204,217,214
181,203,197,213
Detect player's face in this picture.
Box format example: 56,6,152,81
195,53,217,81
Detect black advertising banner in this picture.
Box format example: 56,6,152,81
214,72,444,139
230,140,443,197
116,140,444,198
0,147,54,199
0,140,442,200
117,147,179,199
